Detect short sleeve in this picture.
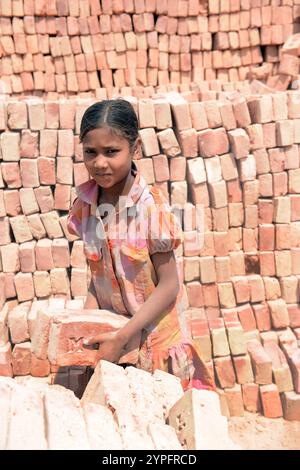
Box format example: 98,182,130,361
67,197,83,238
146,189,183,255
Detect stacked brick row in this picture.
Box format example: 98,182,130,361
0,90,300,419
0,362,241,450
0,362,186,449
0,0,300,94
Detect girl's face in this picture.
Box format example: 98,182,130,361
82,126,139,189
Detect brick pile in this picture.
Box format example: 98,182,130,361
1,88,300,420
1,0,300,424
0,360,240,449
0,0,300,95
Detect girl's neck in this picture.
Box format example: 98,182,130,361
98,169,134,206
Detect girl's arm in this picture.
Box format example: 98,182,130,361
84,251,180,363
84,278,100,309
117,250,180,345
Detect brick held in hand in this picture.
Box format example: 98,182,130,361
47,309,141,366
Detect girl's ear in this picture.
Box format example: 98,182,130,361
133,137,142,158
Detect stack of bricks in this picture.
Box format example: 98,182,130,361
0,361,185,449
0,0,300,95
0,361,241,450
1,89,300,421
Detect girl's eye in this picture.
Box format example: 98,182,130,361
106,149,118,155
84,149,95,155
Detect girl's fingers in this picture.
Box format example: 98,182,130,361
83,334,106,346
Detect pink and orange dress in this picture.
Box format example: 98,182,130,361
67,161,215,392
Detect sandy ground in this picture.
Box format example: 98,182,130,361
228,412,300,450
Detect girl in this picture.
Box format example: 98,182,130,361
67,99,215,392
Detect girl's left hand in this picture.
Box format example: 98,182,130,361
83,331,125,366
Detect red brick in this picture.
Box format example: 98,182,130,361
19,241,36,273
241,383,261,413
14,273,35,302
7,302,31,344
178,129,198,158
208,181,227,209
247,340,273,385
279,54,299,77
263,277,281,302
33,271,52,298
1,162,22,188
139,128,160,156
37,157,56,185
3,190,21,217
273,196,291,224
7,101,28,129
252,303,271,332
138,98,156,129
198,128,229,158
39,130,58,158
248,275,265,303
153,99,172,130
169,99,192,131
0,343,13,377
237,304,257,332
231,276,250,304
48,309,140,366
286,349,300,393
232,98,251,128
31,353,51,377
186,282,203,308
281,391,300,421
214,356,236,388
10,215,33,244
28,101,45,131
287,304,300,329
224,384,244,417
268,299,290,329
58,129,75,157
0,132,20,161
247,95,273,124
233,354,254,385
276,120,294,147
34,187,54,213
227,179,242,203
152,155,169,183
169,157,186,182
260,384,283,418
51,239,70,268
189,102,208,130
264,342,293,393
12,342,31,376
20,159,39,188
253,149,270,175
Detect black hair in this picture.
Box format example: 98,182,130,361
79,98,139,150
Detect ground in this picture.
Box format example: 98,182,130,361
228,412,300,450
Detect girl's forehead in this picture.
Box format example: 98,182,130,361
82,126,128,146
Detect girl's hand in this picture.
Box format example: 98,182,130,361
83,331,125,366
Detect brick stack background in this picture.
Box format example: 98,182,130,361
0,0,299,94
1,0,300,422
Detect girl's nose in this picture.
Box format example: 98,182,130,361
94,155,108,170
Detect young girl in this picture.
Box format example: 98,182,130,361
67,99,215,392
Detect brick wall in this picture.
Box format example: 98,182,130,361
0,0,300,420
0,0,299,94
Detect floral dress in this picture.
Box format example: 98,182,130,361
67,161,215,392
